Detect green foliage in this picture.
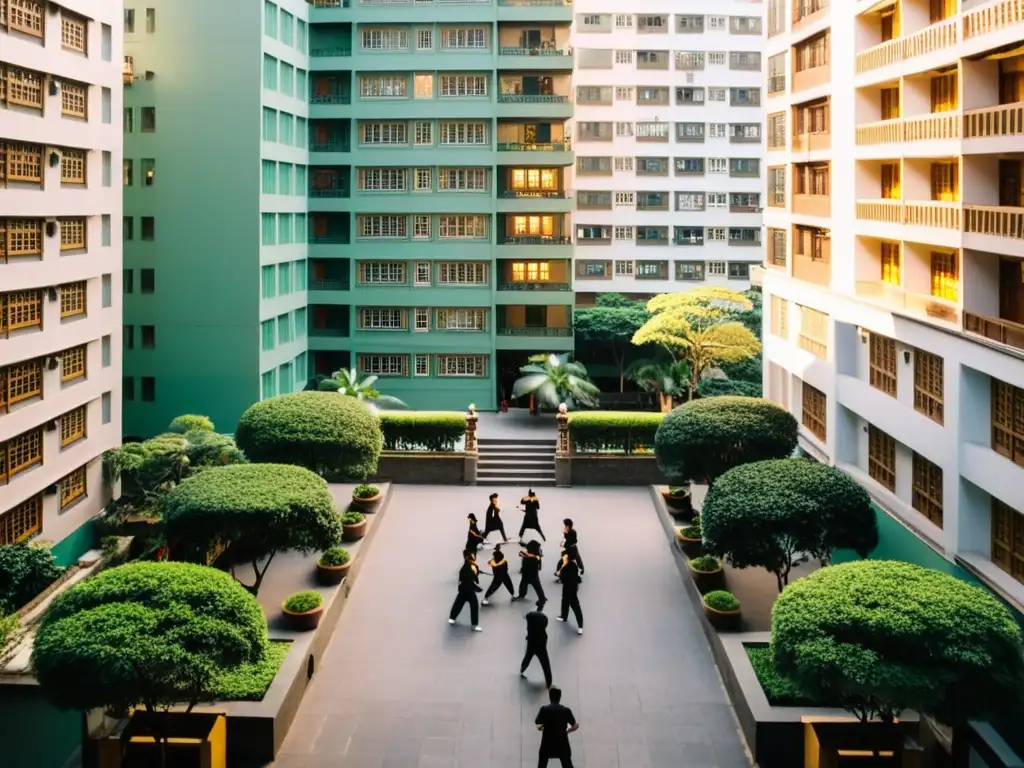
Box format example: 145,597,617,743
162,464,342,596
379,411,465,452
703,590,740,612
167,415,215,434
701,459,878,591
317,378,343,392
679,525,702,539
235,391,383,481
325,368,409,410
283,591,323,613
318,547,350,567
627,358,692,403
183,430,247,469
689,555,721,572
771,561,1024,725
0,543,65,614
745,645,815,707
32,562,268,713
210,641,289,702
654,397,798,485
0,613,19,648
718,355,762,383
100,536,120,557
513,354,600,410
573,294,651,391
697,378,763,398
567,411,664,455
353,484,379,499
341,511,364,525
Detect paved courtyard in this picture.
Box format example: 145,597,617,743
273,485,750,768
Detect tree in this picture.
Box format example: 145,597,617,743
573,294,650,392
771,560,1024,730
626,358,692,412
700,459,878,591
32,562,267,763
512,353,600,410
322,368,409,410
167,415,215,434
235,391,383,480
162,463,342,595
0,542,64,614
632,288,761,396
654,396,798,486
697,378,762,398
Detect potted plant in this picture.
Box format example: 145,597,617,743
282,591,325,631
316,547,352,585
661,486,694,518
702,590,741,631
341,510,367,542
676,524,703,558
687,555,724,594
351,483,382,512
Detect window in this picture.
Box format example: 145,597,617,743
992,497,1024,584
263,55,278,90
123,271,134,295
868,425,896,492
362,28,409,49
359,354,408,376
60,80,88,119
802,383,826,441
910,453,943,527
61,406,87,447
361,122,407,145
277,313,292,344
414,168,431,191
414,74,433,99
141,107,156,132
62,345,87,382
909,350,944,425
708,261,725,277
614,226,634,241
438,355,487,377
359,215,407,238
677,87,705,105
992,379,1024,468
141,325,155,349
361,76,408,98
615,260,633,276
675,226,703,245
60,282,86,318
438,216,486,239
57,465,87,509
413,216,430,239
60,149,86,185
675,192,705,211
869,335,897,397
439,168,487,191
930,251,958,301
417,29,433,50
262,108,277,141
676,262,704,281
676,122,705,141
438,262,487,285
359,308,406,330
798,306,827,359
0,358,43,411
359,168,408,191
794,162,829,196
413,308,429,331
261,160,276,194
794,29,829,72
142,376,156,401
730,87,761,106
102,273,111,305
440,28,486,49
264,0,277,37
414,262,431,286
728,263,751,280
881,242,900,284
440,122,487,145
511,262,551,282
615,87,634,101
141,268,155,293
102,392,111,424
771,296,789,338
261,320,275,351
615,50,633,64
414,355,430,376
124,8,135,33
730,123,761,140
360,262,407,284
415,122,432,145
436,309,486,331
636,260,665,277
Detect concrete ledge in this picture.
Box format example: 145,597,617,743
562,455,669,486
372,451,471,485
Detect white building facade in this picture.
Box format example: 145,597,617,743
1,0,123,562
569,1,766,300
760,0,1024,607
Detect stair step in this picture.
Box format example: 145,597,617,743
479,455,554,464
478,438,557,447
479,461,555,471
478,479,557,487
477,449,554,458
478,468,556,478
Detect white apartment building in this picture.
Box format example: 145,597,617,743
760,0,1024,609
1,0,123,563
570,1,766,300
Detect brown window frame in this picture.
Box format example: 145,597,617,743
913,350,944,424
868,425,896,492
992,497,1024,585
911,452,943,528
801,382,827,441
0,493,43,545
869,334,897,397
992,379,1024,468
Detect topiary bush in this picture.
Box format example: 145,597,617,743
654,396,797,486
341,510,364,526
689,555,721,572
703,590,740,612
318,547,350,567
567,411,664,455
701,458,878,591
168,415,215,434
352,484,379,499
0,542,65,614
31,562,268,714
235,392,382,480
283,591,323,613
378,412,464,452
183,430,247,469
162,463,342,595
771,560,1024,725
697,378,763,399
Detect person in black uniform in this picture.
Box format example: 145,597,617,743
519,489,546,542
554,520,585,582
556,549,583,635
482,545,515,605
465,513,484,554
482,493,508,543
448,549,483,632
520,604,553,688
534,686,579,767
515,539,547,608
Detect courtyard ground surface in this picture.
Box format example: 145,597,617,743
272,485,750,768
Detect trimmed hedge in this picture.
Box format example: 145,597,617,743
771,560,1024,725
168,414,215,434
0,542,65,614
235,391,382,480
379,411,464,452
697,378,763,398
567,411,664,455
655,396,797,484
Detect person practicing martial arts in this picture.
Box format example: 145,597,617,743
520,604,553,689
515,539,547,609
465,513,485,554
482,545,515,605
554,520,585,582
518,489,546,542
534,686,579,768
448,549,483,632
556,549,583,635
482,493,508,544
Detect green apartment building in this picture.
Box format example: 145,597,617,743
122,0,575,436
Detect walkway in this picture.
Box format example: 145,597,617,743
273,485,749,768
476,410,559,441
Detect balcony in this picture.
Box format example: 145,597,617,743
496,140,571,152
964,0,1024,40
496,84,573,119
855,200,961,230
497,0,573,24
854,18,958,76
791,132,830,152
793,252,830,286
963,103,1024,140
311,75,352,106
497,28,572,69
311,46,352,57
965,314,1024,351
793,194,831,218
854,282,960,325
309,260,351,292
855,119,902,145
497,281,570,291
903,112,960,141
856,199,903,224
309,214,350,246
497,326,572,336
498,235,570,245
309,169,350,198
964,205,1024,241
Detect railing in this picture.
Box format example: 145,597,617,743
309,187,350,198
497,281,571,291
498,46,568,56
497,326,573,336
310,0,349,6
855,39,901,75
310,142,350,152
855,282,960,325
498,190,567,199
673,237,704,246
963,0,1024,39
856,199,903,224
311,47,352,57
791,132,830,152
964,312,1024,352
310,93,352,105
497,94,570,103
728,238,761,247
903,112,960,141
964,205,1024,240
855,119,901,145
309,279,351,290
309,326,350,337
497,140,571,151
309,235,349,244
903,18,958,59
904,201,961,230
768,75,786,95
499,235,571,245
793,253,830,286
963,103,1024,139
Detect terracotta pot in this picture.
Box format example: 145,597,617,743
350,493,382,513
342,517,368,542
283,605,324,631
686,560,725,594
703,603,741,631
316,559,352,585
676,531,703,558
662,490,694,518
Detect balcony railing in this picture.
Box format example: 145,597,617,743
964,205,1024,240
963,103,1024,139
497,140,571,151
855,282,960,325
855,18,958,75
499,235,571,245
310,93,352,105
963,0,1024,40
793,253,830,286
855,39,901,75
497,281,571,291
309,326,350,337
498,190,567,199
310,234,349,244
311,47,352,57
311,141,350,152
497,326,572,336
791,132,830,152
498,46,567,56
903,112,960,141
964,312,1024,352
856,199,903,224
497,94,570,103
309,187,350,198
309,0,350,7
904,201,961,230
309,279,351,290
855,120,901,145
768,75,786,95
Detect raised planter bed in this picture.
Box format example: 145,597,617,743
372,451,470,485
557,455,670,486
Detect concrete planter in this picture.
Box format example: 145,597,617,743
282,605,324,632
372,452,470,484
703,601,741,631
687,560,725,594
97,711,227,768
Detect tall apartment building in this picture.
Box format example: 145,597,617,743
760,0,1024,609
570,2,766,301
0,0,123,562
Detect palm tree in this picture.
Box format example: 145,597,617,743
626,359,692,413
326,368,410,410
512,354,600,411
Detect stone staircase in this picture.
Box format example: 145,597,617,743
476,437,557,487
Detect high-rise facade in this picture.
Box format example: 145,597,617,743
0,0,123,560
569,2,766,301
760,0,1024,597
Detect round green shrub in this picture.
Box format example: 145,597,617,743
168,414,215,434
353,484,379,499
341,510,365,525
679,525,701,539
183,430,246,469
318,547,350,567
771,560,1024,725
654,396,797,485
317,379,343,392
689,555,721,572
697,378,763,399
283,591,323,613
701,459,878,590
235,392,382,480
703,590,740,612
0,542,65,614
31,562,267,712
